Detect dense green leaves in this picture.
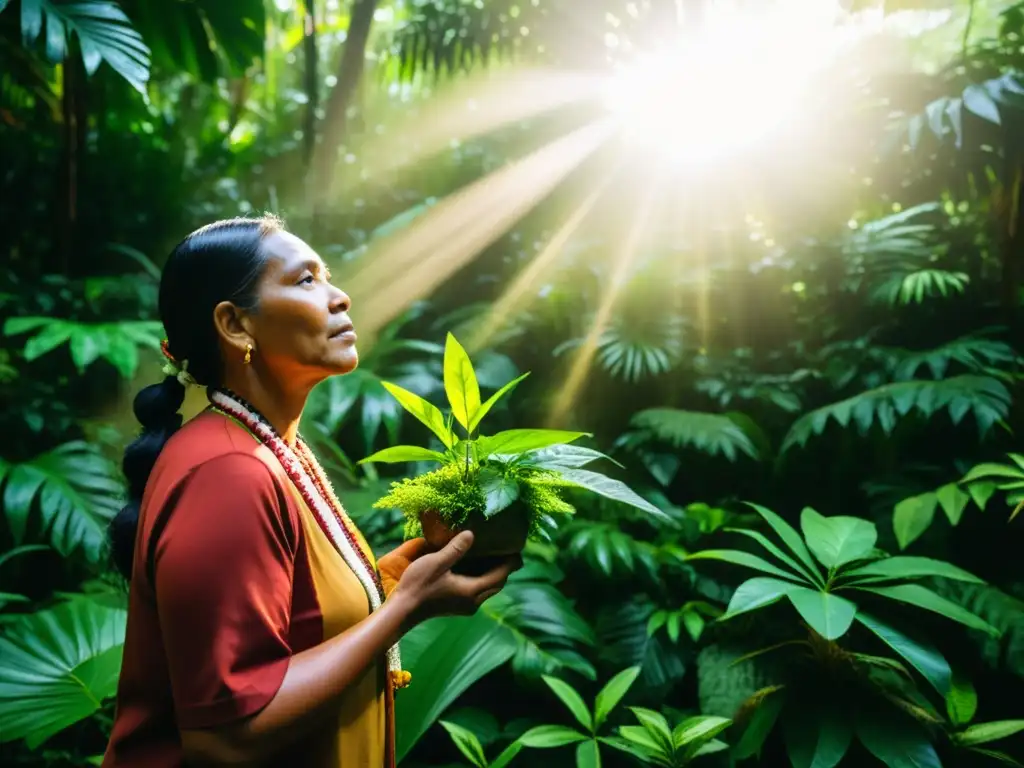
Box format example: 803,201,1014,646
5,318,163,378
133,0,265,81
483,564,596,680
4,1,1024,763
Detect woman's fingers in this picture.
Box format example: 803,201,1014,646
434,530,475,570
461,556,520,596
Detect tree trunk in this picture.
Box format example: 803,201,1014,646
301,0,319,166
308,0,379,236
57,48,87,277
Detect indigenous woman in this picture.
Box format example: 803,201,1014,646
102,216,518,767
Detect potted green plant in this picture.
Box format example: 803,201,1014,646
360,334,662,571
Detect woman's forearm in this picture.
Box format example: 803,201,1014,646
181,591,416,766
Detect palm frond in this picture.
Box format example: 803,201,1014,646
618,409,764,462
782,375,1011,452
19,0,151,95
0,442,123,563
384,0,551,83
554,312,688,383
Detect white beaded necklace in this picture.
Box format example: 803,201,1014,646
208,388,407,689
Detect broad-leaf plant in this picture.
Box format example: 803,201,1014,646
361,333,662,538
687,503,1002,767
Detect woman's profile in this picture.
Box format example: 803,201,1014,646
101,215,518,767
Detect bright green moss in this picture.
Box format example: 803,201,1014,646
373,461,577,537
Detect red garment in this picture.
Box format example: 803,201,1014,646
102,411,390,767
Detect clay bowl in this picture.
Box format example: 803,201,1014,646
420,505,529,576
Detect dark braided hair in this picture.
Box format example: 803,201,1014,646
109,215,282,580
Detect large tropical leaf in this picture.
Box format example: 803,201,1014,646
855,584,1000,637
620,409,763,461
787,587,858,641
799,507,877,569
844,556,983,585
721,577,804,619
380,380,453,448
856,708,942,768
782,375,1011,451
558,468,666,518
17,0,151,94
0,441,123,562
443,332,481,432
478,429,589,457
782,706,853,768
395,611,517,762
483,563,596,680
0,596,126,748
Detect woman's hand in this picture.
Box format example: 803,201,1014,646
390,531,520,628
378,538,429,596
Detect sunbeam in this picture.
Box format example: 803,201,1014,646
331,68,605,199
547,175,665,427
466,169,619,354
341,118,617,341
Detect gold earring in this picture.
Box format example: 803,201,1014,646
244,343,253,365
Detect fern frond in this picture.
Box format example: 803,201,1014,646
889,334,1021,380
870,268,970,306
618,409,763,461
782,375,1011,451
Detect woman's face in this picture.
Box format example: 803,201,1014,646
244,230,358,385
